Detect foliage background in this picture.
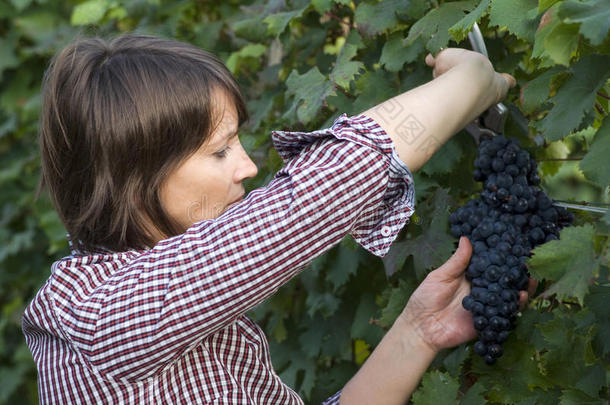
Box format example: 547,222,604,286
0,0,608,403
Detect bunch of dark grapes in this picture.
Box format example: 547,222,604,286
450,135,573,365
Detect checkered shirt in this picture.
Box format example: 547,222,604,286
22,114,415,404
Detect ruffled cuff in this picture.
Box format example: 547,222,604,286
271,114,415,257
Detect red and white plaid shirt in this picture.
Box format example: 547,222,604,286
22,114,415,404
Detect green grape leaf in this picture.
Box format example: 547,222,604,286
538,0,561,13
400,189,455,277
284,67,335,124
543,22,580,66
354,0,410,37
448,0,491,42
70,0,109,25
559,389,601,405
0,39,19,81
442,345,469,378
519,66,563,113
528,224,599,305
379,34,423,72
350,292,384,344
488,0,539,42
558,0,610,46
264,7,307,37
584,284,610,356
420,136,463,176
579,115,610,189
378,278,415,327
326,241,360,290
226,43,267,73
353,69,396,111
329,44,364,90
538,315,598,390
532,4,561,67
472,342,553,403
406,1,477,53
305,290,340,318
411,370,459,405
459,382,486,405
311,0,332,14
534,54,610,141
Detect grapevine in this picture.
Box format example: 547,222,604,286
450,135,574,364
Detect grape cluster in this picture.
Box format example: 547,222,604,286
450,135,573,365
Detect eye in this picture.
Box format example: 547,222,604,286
213,146,231,159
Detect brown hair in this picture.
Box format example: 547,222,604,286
38,33,248,253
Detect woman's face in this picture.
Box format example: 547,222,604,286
159,91,258,234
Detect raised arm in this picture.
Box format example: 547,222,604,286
363,48,516,172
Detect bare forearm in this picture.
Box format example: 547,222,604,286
339,317,438,405
363,59,495,172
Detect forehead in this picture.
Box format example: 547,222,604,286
208,91,239,145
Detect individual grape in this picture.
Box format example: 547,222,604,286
451,134,573,365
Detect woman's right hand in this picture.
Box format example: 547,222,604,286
425,48,516,104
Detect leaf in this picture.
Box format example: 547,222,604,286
284,67,335,124
448,0,491,42
329,43,364,90
354,0,410,37
411,370,459,405
538,0,561,13
226,43,267,73
395,189,455,278
580,116,610,189
311,0,332,14
519,66,563,113
471,342,553,403
584,284,610,356
378,278,415,327
406,1,478,53
528,224,599,305
442,344,469,378
350,293,384,344
488,0,539,42
559,389,601,405
326,241,360,290
379,34,423,72
558,0,610,46
532,4,561,67
420,136,463,176
534,54,610,141
264,7,307,37
0,38,19,82
70,0,110,25
459,381,486,405
543,23,580,66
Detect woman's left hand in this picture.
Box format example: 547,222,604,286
398,236,538,353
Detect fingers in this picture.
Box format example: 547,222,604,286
518,291,528,311
425,53,435,67
434,236,472,281
527,277,538,298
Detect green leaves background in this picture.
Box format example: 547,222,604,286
0,0,608,403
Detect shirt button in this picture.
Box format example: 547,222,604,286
380,225,391,237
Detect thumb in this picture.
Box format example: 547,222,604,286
501,72,516,88
434,237,472,281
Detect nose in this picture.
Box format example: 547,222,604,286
235,142,258,182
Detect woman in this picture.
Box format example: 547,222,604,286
22,34,532,404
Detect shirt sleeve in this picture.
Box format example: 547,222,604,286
48,114,415,383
